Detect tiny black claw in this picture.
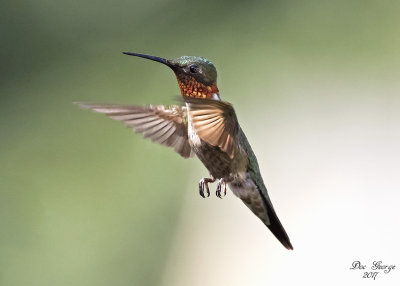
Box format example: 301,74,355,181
199,182,205,198
198,177,216,199
216,183,222,199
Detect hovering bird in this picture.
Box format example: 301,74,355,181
76,52,293,250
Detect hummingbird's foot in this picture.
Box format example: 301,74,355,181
216,178,227,199
198,177,216,198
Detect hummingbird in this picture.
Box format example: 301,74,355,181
76,52,293,250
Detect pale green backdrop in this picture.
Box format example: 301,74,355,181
1,1,400,286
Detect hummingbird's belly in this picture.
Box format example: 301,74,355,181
193,140,233,179
189,133,246,179
188,121,247,179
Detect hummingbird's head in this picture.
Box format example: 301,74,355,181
168,56,219,99
123,52,220,100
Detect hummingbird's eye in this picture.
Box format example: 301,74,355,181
189,65,199,73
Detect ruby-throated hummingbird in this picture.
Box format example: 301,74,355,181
77,52,293,250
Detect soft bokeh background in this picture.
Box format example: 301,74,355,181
1,1,399,285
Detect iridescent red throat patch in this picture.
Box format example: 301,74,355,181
177,75,219,99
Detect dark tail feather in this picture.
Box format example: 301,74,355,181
252,179,293,250
263,198,293,250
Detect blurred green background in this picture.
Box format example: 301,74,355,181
1,1,400,286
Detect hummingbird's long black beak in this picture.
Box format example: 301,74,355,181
123,52,173,68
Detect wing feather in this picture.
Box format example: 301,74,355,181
76,102,194,158
184,97,239,159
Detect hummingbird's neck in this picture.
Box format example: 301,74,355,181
177,75,219,99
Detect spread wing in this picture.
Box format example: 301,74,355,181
76,102,194,158
184,97,239,159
